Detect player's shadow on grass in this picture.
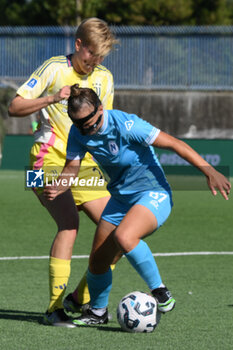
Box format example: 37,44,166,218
98,326,123,332
0,309,44,324
76,323,122,332
0,310,122,330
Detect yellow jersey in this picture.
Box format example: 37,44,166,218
17,54,114,155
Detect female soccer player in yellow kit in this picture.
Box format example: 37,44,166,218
8,18,118,327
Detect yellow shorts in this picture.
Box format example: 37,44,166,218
30,142,110,206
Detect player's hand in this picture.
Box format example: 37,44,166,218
43,185,64,200
206,169,231,200
53,85,71,103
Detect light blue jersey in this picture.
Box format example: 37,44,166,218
67,109,171,201
67,110,175,310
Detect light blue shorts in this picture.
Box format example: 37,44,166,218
101,190,173,228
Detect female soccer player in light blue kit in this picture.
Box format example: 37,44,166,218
44,84,231,326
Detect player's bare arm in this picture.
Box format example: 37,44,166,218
153,131,231,200
8,85,71,117
43,158,80,201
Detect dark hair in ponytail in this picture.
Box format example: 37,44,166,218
68,84,101,118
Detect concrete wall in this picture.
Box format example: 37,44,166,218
114,91,233,139
4,90,233,138
5,114,33,135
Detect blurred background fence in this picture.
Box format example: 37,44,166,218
1,26,233,90
1,26,233,171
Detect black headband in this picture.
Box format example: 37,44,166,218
70,105,98,127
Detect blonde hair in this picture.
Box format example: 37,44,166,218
75,17,118,57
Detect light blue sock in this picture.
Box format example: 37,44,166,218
125,240,162,290
87,268,112,308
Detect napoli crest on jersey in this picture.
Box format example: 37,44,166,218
125,120,134,131
27,78,38,88
108,141,119,155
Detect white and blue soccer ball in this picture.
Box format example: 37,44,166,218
117,291,161,333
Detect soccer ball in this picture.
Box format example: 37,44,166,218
117,291,161,333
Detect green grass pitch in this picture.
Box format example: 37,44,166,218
0,170,233,350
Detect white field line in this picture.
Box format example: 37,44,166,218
1,251,233,261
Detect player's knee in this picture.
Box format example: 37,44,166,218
113,228,128,250
57,229,78,249
51,229,78,256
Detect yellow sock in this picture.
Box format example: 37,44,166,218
75,264,116,305
48,257,71,313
